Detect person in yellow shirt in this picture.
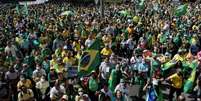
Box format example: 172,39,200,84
18,85,34,101
127,24,134,35
102,34,112,45
62,28,70,38
39,33,48,49
16,35,24,45
53,58,65,73
50,54,57,67
101,44,113,57
166,69,183,101
172,50,184,62
75,51,80,59
73,40,81,52
17,75,32,91
61,47,69,58
63,52,76,67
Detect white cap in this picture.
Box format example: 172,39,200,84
63,45,67,50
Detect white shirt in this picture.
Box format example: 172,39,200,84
114,83,128,95
32,69,46,79
130,56,136,64
126,38,134,50
36,80,49,95
99,62,111,80
85,39,94,48
5,45,17,57
5,70,19,80
100,89,113,99
50,85,66,100
105,26,114,35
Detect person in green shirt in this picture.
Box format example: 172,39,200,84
42,57,50,74
88,71,99,101
21,63,33,79
108,64,122,92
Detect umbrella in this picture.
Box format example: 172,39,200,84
133,16,140,23
61,11,74,16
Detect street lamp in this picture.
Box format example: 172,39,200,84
95,0,104,18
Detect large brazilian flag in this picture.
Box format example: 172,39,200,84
78,39,101,76
162,60,177,71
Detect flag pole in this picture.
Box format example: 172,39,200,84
100,0,104,18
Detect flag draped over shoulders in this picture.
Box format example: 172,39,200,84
183,68,196,93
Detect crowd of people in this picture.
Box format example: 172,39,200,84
0,0,201,101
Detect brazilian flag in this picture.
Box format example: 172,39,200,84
78,39,101,76
87,38,102,50
162,60,177,71
78,50,101,76
183,68,196,93
108,69,118,92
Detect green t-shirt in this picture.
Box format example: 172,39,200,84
173,35,181,46
5,56,16,65
89,77,98,92
109,70,117,92
150,60,160,77
55,48,62,58
41,48,51,58
159,34,167,44
22,67,33,79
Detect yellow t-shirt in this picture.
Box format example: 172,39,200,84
16,37,24,45
50,59,56,67
62,30,69,38
101,48,113,56
63,57,75,66
75,53,81,60
17,79,32,90
73,42,81,52
102,35,112,44
61,51,68,58
53,64,64,73
172,54,184,62
169,73,183,89
127,27,133,34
